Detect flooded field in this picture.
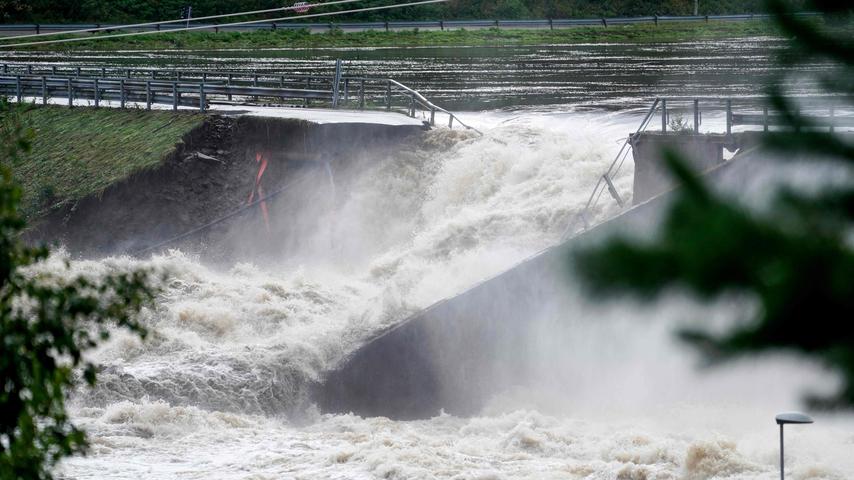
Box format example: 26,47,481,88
4,37,827,111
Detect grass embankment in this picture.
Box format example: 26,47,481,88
15,19,793,51
13,105,204,216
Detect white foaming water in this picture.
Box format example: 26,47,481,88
54,112,854,479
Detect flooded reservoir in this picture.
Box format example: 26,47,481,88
6,37,853,479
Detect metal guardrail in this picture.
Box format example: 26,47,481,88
562,95,853,239
0,62,481,134
0,13,823,36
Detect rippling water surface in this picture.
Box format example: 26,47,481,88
6,40,852,479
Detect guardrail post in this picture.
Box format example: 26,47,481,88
67,78,72,108
693,99,699,133
76,67,81,77
94,78,100,108
305,77,310,106
101,67,105,77
35,24,40,34
253,74,259,102
763,106,769,132
199,84,206,112
120,79,125,108
409,93,415,117
661,98,667,132
2,64,7,74
386,80,391,110
430,108,435,126
440,20,444,31
172,82,178,111
726,99,732,135
272,23,277,31
331,59,343,109
27,65,32,74
41,76,47,105
146,81,152,110
51,66,57,75
343,78,349,103
227,74,233,101
385,21,389,32
549,18,554,30
15,75,21,103
449,115,454,129
654,15,659,26
359,78,365,109
602,18,607,28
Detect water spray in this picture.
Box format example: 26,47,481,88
775,412,813,480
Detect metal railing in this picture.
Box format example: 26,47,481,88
562,95,853,239
0,62,481,133
0,13,822,36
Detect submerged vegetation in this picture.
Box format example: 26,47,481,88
9,105,203,216
10,19,799,51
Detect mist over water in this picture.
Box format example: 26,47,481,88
48,110,854,479
18,39,848,478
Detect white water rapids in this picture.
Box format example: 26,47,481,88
53,112,853,479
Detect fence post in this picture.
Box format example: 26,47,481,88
94,78,100,108
661,98,667,132
386,80,391,110
146,81,152,110
67,78,72,108
199,84,205,112
42,76,47,105
693,99,699,133
726,99,732,135
173,82,178,111
15,75,21,103
120,79,126,108
331,59,342,109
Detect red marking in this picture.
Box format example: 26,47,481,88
248,150,271,232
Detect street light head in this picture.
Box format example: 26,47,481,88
775,412,814,425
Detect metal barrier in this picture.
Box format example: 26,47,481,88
0,62,481,134
0,13,823,36
562,94,852,239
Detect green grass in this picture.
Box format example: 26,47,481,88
8,19,797,51
12,105,204,216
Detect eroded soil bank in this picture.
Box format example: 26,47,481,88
27,115,425,259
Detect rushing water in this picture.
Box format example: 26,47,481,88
6,40,852,478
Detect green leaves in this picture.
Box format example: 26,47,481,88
571,2,854,407
0,99,157,479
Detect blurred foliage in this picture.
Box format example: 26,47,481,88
0,99,157,478
573,0,854,408
1,0,813,23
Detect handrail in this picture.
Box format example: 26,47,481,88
386,79,482,135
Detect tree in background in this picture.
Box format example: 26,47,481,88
0,100,156,479
572,1,854,407
1,0,811,23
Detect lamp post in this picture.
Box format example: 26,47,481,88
775,412,813,480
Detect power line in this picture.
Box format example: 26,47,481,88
2,0,365,41
0,0,449,49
